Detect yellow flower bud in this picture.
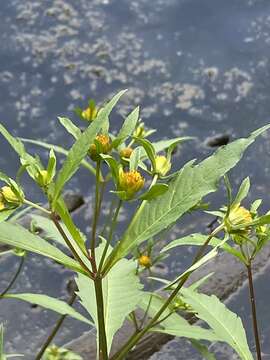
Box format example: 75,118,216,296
118,168,144,198
138,255,151,267
89,134,111,161
134,124,145,138
227,204,252,228
119,147,133,159
1,186,21,204
39,170,51,186
154,155,171,176
0,193,5,211
81,105,98,121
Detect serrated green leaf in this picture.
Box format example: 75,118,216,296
161,233,245,263
104,125,270,271
139,293,219,342
165,241,221,289
139,183,168,201
0,209,17,223
112,107,139,148
76,242,142,354
3,293,92,325
0,221,87,275
190,340,217,360
53,90,127,206
181,288,253,360
58,117,81,140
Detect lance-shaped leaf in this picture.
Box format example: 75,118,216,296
161,233,245,262
20,138,95,174
231,177,250,207
3,293,93,325
151,137,194,154
0,221,87,275
181,288,253,360
0,124,39,178
76,242,142,354
139,293,220,342
58,117,81,139
139,183,169,201
112,106,139,148
190,340,217,360
52,90,127,206
104,124,270,271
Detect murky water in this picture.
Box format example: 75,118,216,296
1,0,270,357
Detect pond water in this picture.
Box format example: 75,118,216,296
1,0,270,358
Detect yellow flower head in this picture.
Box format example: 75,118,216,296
89,134,111,161
118,168,144,198
119,147,133,159
81,104,98,121
154,155,171,176
1,186,21,204
138,255,151,268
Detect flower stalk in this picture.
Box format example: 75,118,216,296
247,263,262,360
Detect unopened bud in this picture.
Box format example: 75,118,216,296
138,255,151,267
1,186,22,204
134,124,145,138
226,204,252,230
154,156,171,176
81,105,98,121
120,147,133,159
89,134,111,161
38,170,51,187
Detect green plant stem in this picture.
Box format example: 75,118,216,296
130,311,139,332
98,199,122,274
0,256,24,297
246,263,262,360
100,198,116,238
90,160,101,272
102,175,158,276
35,292,77,360
51,213,94,279
124,174,158,233
110,225,223,360
24,199,50,214
94,275,108,360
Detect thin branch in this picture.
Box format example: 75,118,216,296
35,292,77,360
51,213,94,279
0,256,25,297
247,263,262,360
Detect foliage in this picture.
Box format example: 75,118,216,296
0,90,268,359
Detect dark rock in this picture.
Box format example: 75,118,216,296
206,134,230,147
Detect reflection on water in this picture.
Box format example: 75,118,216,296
1,0,270,357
